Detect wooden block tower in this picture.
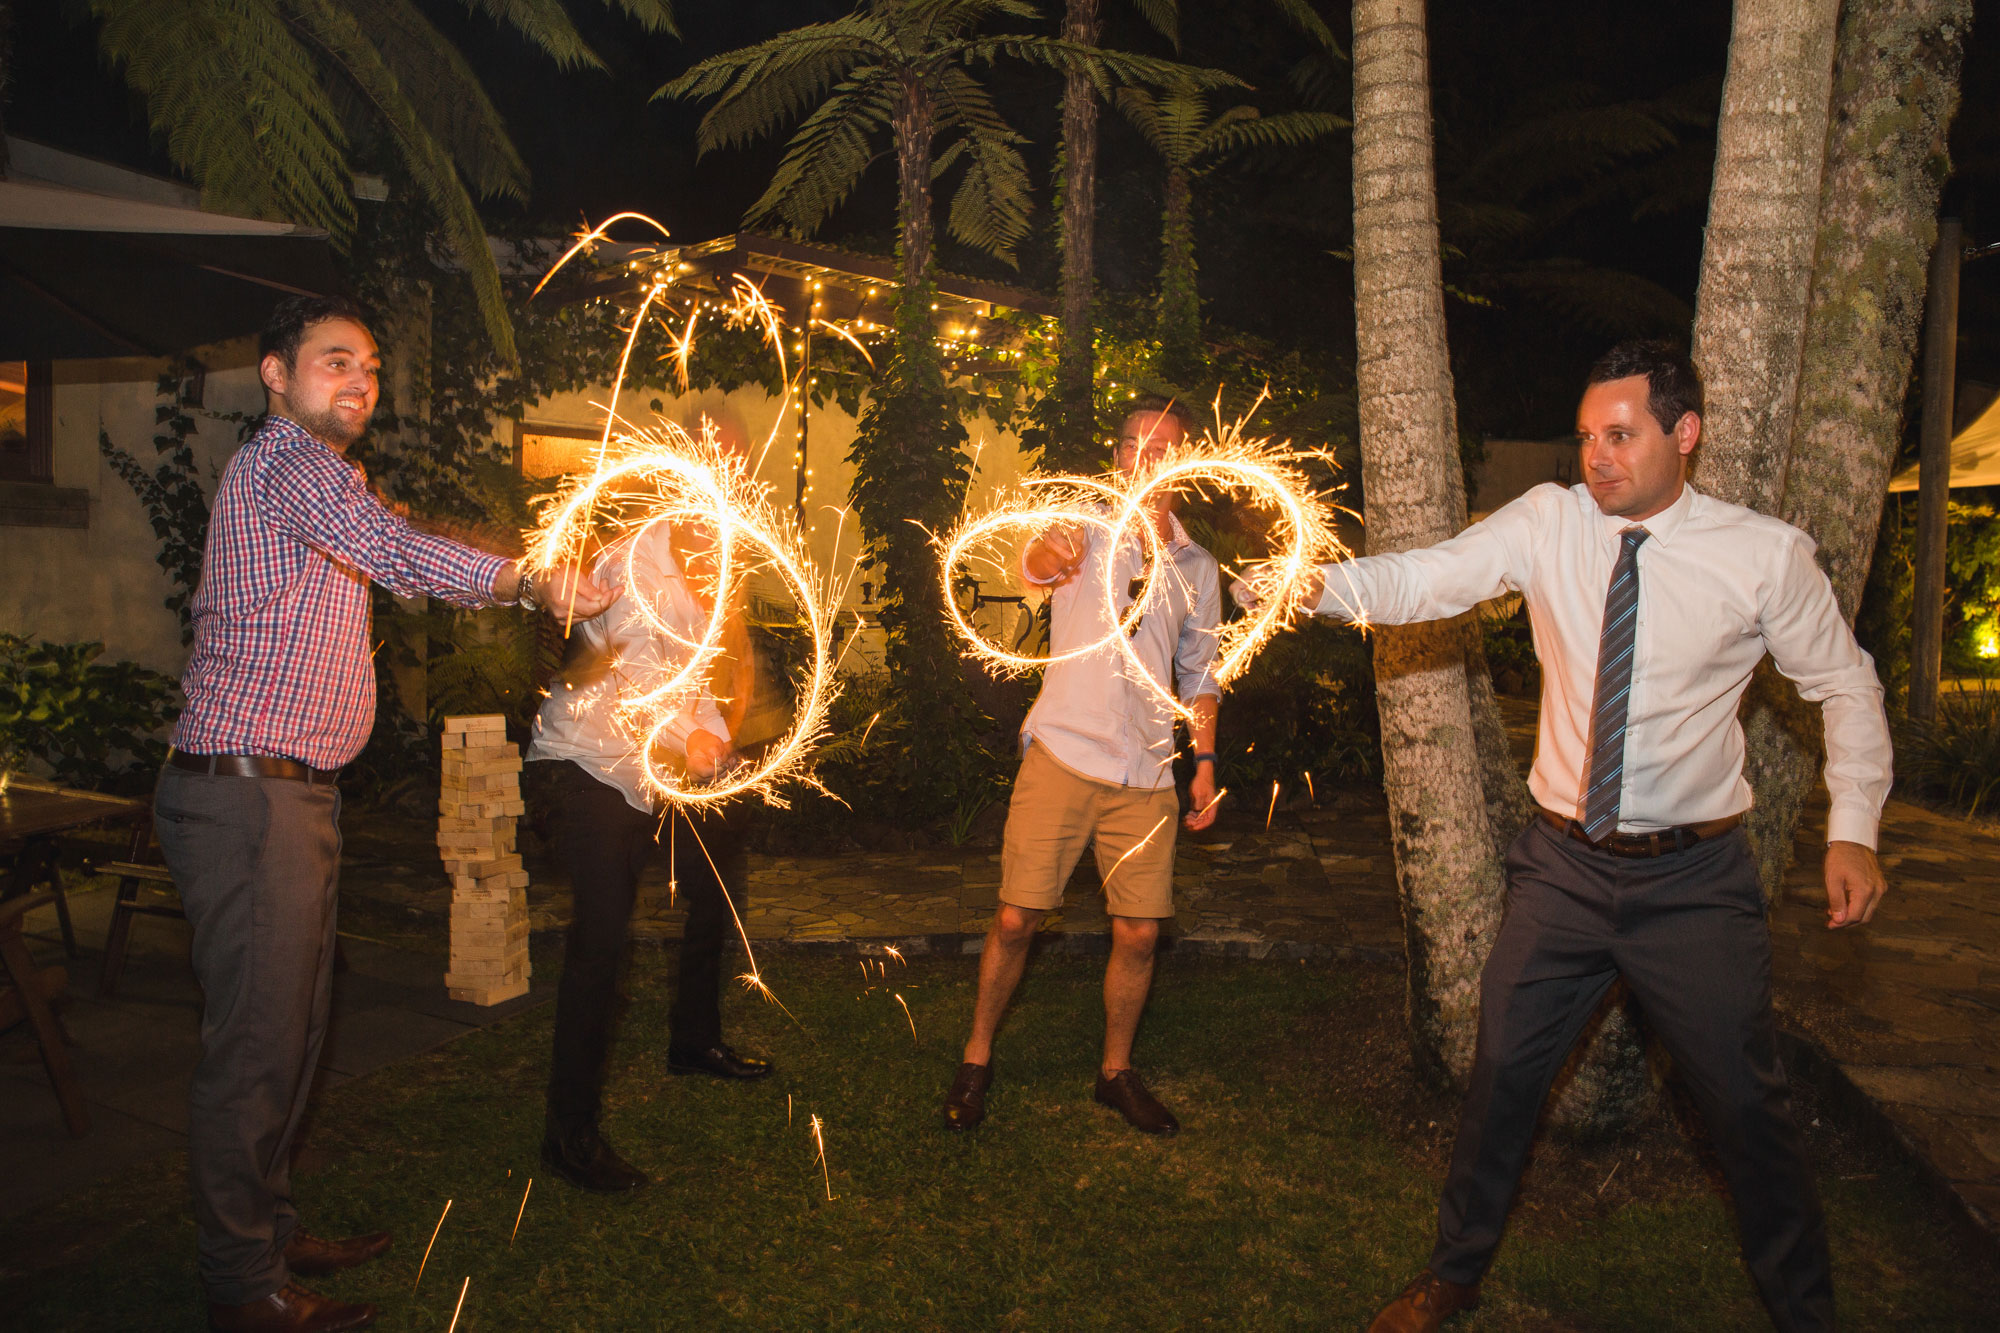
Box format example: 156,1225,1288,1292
439,714,530,1004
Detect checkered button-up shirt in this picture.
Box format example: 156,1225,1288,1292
172,416,510,769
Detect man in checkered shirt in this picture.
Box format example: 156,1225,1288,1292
154,296,614,1333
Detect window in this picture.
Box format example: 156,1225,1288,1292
517,421,606,478
0,362,52,484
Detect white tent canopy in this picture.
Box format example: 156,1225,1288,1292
1888,391,2000,491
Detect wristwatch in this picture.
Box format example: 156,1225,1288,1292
515,566,540,611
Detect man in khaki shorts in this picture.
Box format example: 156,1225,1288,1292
941,398,1222,1136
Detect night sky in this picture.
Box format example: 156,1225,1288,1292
10,0,2000,442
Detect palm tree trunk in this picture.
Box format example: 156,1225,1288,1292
1157,163,1200,383
1350,0,1505,1089
894,74,936,291
1689,0,1840,515
1733,0,1973,895
1055,0,1102,469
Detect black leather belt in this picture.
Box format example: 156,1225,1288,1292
1539,808,1742,859
168,750,341,785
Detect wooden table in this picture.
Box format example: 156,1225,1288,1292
0,777,150,956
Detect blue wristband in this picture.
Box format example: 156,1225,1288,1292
1192,752,1217,766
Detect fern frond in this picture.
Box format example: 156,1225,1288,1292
448,0,605,71
961,37,1242,100
659,18,887,155
594,0,678,37
744,72,896,237
345,0,530,201
943,125,1032,264
1127,0,1180,49
1262,0,1342,57
91,0,356,240
290,0,518,362
1198,107,1345,161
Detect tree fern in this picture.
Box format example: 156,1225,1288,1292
87,0,677,366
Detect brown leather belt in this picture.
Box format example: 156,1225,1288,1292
1539,808,1741,859
168,750,341,785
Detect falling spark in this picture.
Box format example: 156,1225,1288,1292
413,1199,452,1292
859,961,870,980
787,1094,794,1126
895,993,918,1044
445,1276,471,1333
936,389,1352,724
1195,787,1229,821
810,1115,836,1201
1303,770,1316,805
1266,781,1281,831
883,944,905,966
1102,814,1173,888
859,711,882,748
681,813,802,1029
508,1178,533,1247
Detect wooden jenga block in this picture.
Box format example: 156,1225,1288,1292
446,975,530,1005
444,714,507,735
441,716,532,1007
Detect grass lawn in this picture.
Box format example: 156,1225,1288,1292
2,948,1992,1331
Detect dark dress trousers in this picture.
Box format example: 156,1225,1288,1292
539,758,745,1133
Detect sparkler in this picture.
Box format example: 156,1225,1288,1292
509,1177,533,1247
810,1115,836,1201
445,1276,471,1333
522,216,847,811
413,1199,452,1292
936,392,1350,726
894,992,918,1044
1266,781,1281,831
1195,786,1229,822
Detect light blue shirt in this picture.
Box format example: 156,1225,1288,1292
1022,508,1222,790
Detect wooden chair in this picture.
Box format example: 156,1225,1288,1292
0,836,78,957
0,889,89,1136
93,860,185,998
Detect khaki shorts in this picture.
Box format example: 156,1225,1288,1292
999,741,1180,919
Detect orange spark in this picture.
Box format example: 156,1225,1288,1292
895,993,918,1044
413,1198,451,1291
810,1115,836,1201
508,1178,533,1247
1103,814,1173,888
445,1276,471,1333
1266,781,1281,831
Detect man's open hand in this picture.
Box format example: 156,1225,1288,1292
1230,561,1325,614
539,561,618,620
1184,767,1219,831
1824,840,1886,929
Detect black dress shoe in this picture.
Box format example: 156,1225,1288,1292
941,1061,994,1130
284,1230,392,1276
666,1043,773,1079
540,1125,649,1193
208,1282,377,1332
1094,1068,1180,1136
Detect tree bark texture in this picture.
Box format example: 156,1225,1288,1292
894,74,936,291
1350,0,1505,1089
1691,0,1840,515
1732,0,1971,893
1055,0,1102,466
1157,164,1200,382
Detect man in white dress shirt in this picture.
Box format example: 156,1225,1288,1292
1242,343,1890,1333
941,398,1224,1136
528,518,772,1193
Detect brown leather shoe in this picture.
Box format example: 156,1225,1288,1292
941,1061,994,1130
1365,1270,1480,1333
208,1281,378,1332
1093,1068,1179,1135
284,1230,392,1276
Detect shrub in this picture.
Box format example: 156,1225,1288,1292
1895,686,2000,818
0,635,181,793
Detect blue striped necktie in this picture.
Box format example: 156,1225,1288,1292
1581,527,1651,841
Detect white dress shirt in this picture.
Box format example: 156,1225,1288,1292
1021,507,1223,790
1313,482,1892,847
529,524,731,815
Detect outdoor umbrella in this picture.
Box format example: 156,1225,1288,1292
0,177,339,362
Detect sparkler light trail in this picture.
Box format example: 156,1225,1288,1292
936,392,1351,726
895,993,918,1044
509,1178,533,1247
1266,781,1281,831
522,215,848,811
445,1276,471,1333
1195,787,1229,822
1303,770,1316,805
413,1199,452,1291
810,1115,837,1201
1102,814,1174,888
679,812,801,1026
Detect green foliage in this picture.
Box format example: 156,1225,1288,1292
661,0,1234,269
0,636,182,792
85,0,677,364
1895,687,2000,817
1856,493,2000,701
96,362,219,645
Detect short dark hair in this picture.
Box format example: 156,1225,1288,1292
1122,394,1194,435
1586,340,1703,434
259,295,371,370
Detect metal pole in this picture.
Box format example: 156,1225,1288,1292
1909,217,1962,723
